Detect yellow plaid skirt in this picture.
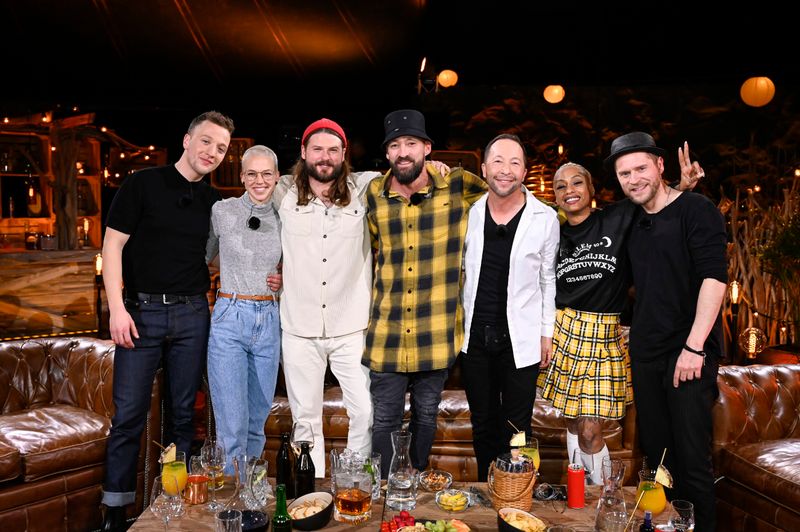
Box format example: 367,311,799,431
537,307,633,419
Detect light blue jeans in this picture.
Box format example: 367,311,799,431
207,296,280,472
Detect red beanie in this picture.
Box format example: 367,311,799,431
301,118,347,148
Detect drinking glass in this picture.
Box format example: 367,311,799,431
667,499,695,531
520,437,540,472
161,451,188,496
636,468,667,516
247,458,272,508
291,421,314,457
333,466,373,523
150,475,183,531
201,440,226,512
366,452,382,501
215,509,242,532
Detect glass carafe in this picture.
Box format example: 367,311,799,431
386,429,418,511
225,455,269,531
595,482,628,531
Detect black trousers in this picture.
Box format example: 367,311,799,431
461,324,539,482
631,353,719,532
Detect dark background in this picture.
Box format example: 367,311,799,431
1,1,796,177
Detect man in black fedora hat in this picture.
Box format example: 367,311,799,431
363,109,487,477
607,131,727,531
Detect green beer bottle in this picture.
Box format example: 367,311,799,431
271,483,292,532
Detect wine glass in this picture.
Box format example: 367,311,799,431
668,499,695,531
150,475,183,531
201,440,226,512
290,421,315,457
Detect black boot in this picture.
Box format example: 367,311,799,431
101,505,128,532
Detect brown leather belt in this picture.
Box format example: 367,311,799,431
217,291,278,302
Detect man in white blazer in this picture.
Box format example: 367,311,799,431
460,133,560,480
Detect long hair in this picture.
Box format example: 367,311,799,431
291,128,352,206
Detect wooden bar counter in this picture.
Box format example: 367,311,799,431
0,248,103,339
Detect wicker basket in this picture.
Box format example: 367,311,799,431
487,460,537,511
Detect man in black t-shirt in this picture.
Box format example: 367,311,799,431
100,111,233,531
606,132,727,532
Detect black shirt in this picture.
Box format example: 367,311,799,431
106,165,221,295
556,200,635,313
627,192,728,361
472,202,525,326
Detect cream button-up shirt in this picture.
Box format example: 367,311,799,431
273,172,380,338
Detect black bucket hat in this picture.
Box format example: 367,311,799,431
382,109,433,147
604,132,666,172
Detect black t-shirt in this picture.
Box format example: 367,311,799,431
627,192,728,361
106,164,221,295
472,202,525,326
556,200,635,313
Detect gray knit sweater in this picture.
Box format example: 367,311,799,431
206,193,282,296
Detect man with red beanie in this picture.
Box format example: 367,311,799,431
272,118,380,474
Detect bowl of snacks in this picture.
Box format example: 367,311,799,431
435,488,471,512
497,507,547,532
287,492,333,530
419,469,453,491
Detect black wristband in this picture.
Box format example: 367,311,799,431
683,344,707,356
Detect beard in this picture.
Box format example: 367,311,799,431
305,159,344,183
390,156,425,185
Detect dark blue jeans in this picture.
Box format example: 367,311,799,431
461,324,539,481
102,293,209,507
370,368,448,478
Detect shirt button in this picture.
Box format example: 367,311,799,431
407,308,411,312
408,224,412,229
407,289,412,294
406,329,411,333
322,304,326,308
408,267,412,272
323,258,327,262
409,245,413,250
322,281,327,285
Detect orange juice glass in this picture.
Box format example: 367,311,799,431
636,469,667,516
162,451,188,495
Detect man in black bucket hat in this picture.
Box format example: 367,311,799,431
363,109,487,477
608,131,727,532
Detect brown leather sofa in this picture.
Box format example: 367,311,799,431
262,361,642,486
0,337,161,532
713,363,800,532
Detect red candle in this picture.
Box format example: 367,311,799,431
567,463,585,509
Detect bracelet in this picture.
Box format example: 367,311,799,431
683,344,707,357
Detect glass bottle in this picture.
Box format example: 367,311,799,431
271,484,292,532
640,510,655,532
595,481,628,531
386,429,418,511
276,432,295,499
294,441,315,497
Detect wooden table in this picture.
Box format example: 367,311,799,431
129,481,631,531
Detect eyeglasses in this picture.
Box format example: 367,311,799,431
246,204,261,230
243,170,274,181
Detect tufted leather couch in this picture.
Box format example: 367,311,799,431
261,360,642,486
0,337,161,532
713,363,800,532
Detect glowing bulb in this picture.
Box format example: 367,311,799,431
94,253,103,275
51,146,56,152
557,144,564,155
747,331,757,356
120,153,126,159
591,199,597,209
144,155,150,161
28,186,34,198
101,126,108,132
3,117,8,124
729,280,740,304
543,85,565,104
149,145,155,150
754,185,761,192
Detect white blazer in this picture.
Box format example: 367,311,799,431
461,188,559,368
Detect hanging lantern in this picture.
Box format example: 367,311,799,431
739,327,766,359
740,77,775,107
437,69,458,88
543,85,565,104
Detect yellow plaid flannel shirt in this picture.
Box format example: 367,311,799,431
363,163,487,372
